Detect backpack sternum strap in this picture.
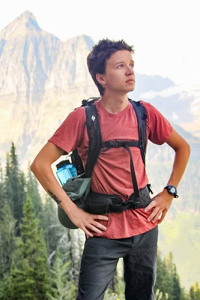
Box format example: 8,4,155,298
102,140,140,149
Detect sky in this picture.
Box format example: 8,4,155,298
0,0,200,86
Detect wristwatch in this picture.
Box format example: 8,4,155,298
164,185,179,198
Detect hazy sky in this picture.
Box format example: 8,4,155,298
1,0,200,86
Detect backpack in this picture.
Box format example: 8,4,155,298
72,97,147,176
58,98,153,229
71,98,148,195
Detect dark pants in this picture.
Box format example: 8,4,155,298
76,226,158,300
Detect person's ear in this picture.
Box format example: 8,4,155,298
96,74,106,87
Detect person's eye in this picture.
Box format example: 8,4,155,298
117,64,123,68
130,63,134,69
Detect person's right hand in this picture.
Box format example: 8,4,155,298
67,205,108,237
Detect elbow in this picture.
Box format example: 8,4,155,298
186,141,191,159
30,158,40,177
183,139,191,155
30,161,35,173
30,155,53,180
180,140,191,161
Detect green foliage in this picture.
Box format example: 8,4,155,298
41,195,63,265
8,143,20,220
3,143,26,235
8,263,36,300
189,282,200,300
155,251,182,300
50,250,77,300
26,167,43,219
3,153,13,211
0,162,4,214
0,201,16,278
8,196,51,300
155,289,169,300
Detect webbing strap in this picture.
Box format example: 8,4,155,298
84,104,102,178
102,140,140,148
101,140,140,197
130,100,147,165
123,143,139,197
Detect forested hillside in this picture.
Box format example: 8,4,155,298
0,143,199,300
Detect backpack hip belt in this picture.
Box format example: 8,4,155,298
84,184,152,215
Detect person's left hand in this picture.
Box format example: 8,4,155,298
144,189,174,224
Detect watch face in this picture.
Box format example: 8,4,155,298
170,187,176,194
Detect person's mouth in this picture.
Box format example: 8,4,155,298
126,79,135,83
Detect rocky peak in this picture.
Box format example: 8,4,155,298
0,10,41,40
0,11,97,164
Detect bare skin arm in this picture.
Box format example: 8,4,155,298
30,142,108,237
145,128,190,223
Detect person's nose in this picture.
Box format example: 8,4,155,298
126,65,134,75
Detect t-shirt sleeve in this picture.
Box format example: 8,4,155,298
48,107,86,153
140,101,173,145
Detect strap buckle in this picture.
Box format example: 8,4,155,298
109,140,121,148
132,202,140,209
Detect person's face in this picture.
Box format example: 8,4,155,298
96,50,135,95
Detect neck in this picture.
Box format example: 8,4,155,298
100,92,129,114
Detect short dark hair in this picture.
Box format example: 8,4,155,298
87,39,134,95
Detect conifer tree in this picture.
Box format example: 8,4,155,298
41,194,64,265
9,143,19,215
14,170,27,235
155,251,182,300
26,167,43,219
0,200,16,279
0,162,5,217
3,143,26,235
165,253,182,300
8,196,51,300
4,153,13,212
50,250,77,300
189,282,200,300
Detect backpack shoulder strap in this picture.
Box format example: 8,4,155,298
84,102,102,177
129,99,147,165
83,98,147,178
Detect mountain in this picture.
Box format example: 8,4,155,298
0,11,97,165
0,10,199,167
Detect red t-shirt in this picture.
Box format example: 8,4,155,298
49,100,173,239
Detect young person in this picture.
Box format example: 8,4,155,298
31,39,190,300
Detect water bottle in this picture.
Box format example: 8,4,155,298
56,160,77,186
66,162,77,178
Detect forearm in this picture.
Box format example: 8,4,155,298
145,129,190,223
166,135,190,188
